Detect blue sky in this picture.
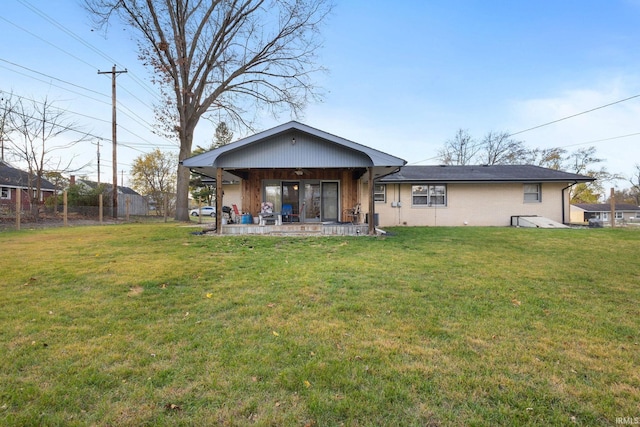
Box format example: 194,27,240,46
1,1,639,190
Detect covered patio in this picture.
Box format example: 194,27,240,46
182,121,406,235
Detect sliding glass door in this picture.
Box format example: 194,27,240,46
321,182,339,222
263,180,339,223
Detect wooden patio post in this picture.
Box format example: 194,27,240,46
610,187,615,228
368,167,375,235
99,194,103,224
63,190,68,227
216,168,223,234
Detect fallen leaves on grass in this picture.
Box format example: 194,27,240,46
164,403,182,412
272,331,280,337
206,293,213,298
511,298,521,306
128,286,144,297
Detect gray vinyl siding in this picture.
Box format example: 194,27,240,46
218,133,372,168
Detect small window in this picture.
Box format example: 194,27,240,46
373,184,386,202
1,187,10,200
524,184,541,203
615,211,623,220
412,185,446,206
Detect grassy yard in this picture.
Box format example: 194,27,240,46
0,224,638,426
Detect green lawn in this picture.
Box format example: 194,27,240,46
1,224,638,426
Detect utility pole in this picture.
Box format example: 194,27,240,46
91,140,102,184
98,65,127,219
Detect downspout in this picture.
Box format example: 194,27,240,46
561,181,578,225
368,167,375,235
397,183,401,225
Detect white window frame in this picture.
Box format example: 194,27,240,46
524,183,541,203
412,184,446,207
615,211,623,220
1,187,10,200
373,184,386,203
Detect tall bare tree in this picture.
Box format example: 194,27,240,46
626,164,640,205
0,92,16,163
479,131,527,165
524,147,567,170
85,0,333,221
437,129,482,165
8,97,88,218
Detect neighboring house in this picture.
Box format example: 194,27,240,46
570,203,640,224
73,178,150,216
182,121,594,232
0,161,56,211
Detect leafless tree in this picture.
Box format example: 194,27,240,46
85,0,334,221
479,131,527,165
522,147,567,170
626,164,640,205
0,92,16,163
8,97,89,218
437,129,482,165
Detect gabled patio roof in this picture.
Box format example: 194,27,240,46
182,121,406,180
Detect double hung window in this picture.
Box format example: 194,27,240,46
412,185,446,206
524,184,541,203
373,184,386,202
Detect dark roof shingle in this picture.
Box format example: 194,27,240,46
0,161,56,190
573,203,640,212
379,165,595,183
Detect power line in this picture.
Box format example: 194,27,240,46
0,15,97,70
508,93,640,137
0,58,108,99
0,65,177,147
15,0,160,101
0,58,156,130
558,132,640,149
3,2,166,134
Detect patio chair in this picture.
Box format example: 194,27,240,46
259,201,278,226
281,202,305,223
221,206,232,223
232,204,241,223
343,203,360,224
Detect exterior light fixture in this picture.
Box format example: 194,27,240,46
291,137,296,145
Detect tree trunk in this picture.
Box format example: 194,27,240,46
174,126,194,221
